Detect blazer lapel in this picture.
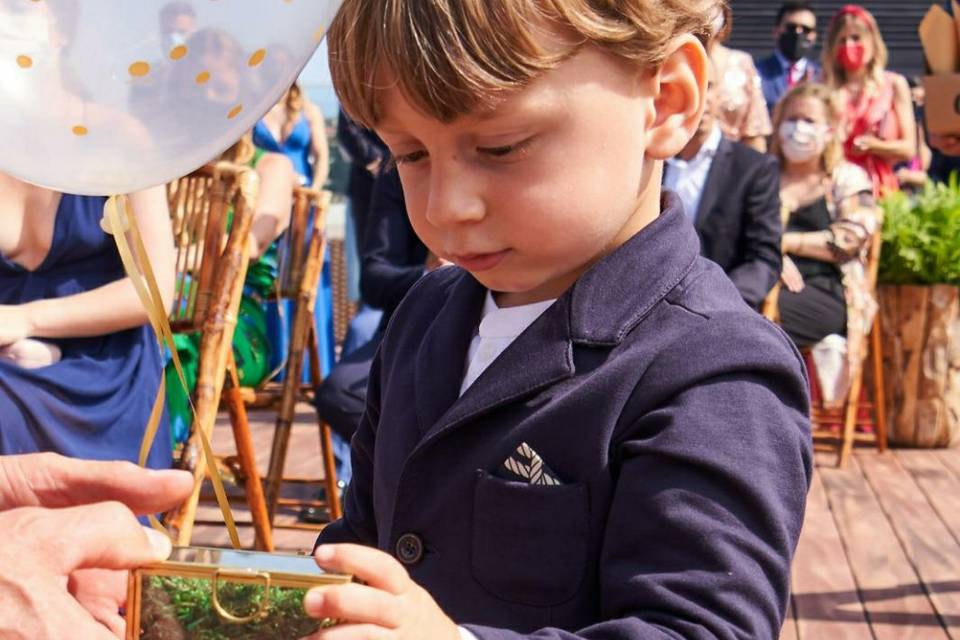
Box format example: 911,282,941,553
417,294,576,447
695,137,732,232
413,272,486,435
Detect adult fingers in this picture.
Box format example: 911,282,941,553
69,569,128,639
0,453,193,514
314,544,408,595
28,503,173,576
42,592,121,640
303,583,402,628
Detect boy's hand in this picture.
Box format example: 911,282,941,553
304,544,460,640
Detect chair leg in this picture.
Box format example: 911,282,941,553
264,297,313,523
225,354,274,551
869,317,888,453
838,368,865,468
309,325,343,521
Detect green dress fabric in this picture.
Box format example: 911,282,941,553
165,150,277,445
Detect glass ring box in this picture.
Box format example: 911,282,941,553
125,546,351,639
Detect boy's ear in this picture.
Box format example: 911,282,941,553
645,36,709,160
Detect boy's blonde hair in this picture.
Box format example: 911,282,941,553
770,82,844,175
821,6,889,91
328,0,725,128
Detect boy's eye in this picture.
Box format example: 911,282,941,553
394,150,428,166
477,137,532,159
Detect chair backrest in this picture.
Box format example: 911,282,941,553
273,186,331,300
166,162,257,333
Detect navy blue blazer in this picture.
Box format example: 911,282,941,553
692,137,782,309
756,54,819,113
319,194,813,639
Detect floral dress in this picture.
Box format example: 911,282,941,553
712,45,773,143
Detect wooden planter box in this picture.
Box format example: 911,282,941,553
878,284,960,448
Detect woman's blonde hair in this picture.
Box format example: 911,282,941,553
328,0,725,127
770,82,844,174
821,6,888,91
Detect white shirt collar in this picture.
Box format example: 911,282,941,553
477,291,556,339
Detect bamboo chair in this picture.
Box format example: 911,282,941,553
810,227,888,467
215,186,341,551
161,162,271,547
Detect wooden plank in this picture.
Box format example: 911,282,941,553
790,468,872,639
819,452,946,639
897,451,960,547
935,449,960,485
779,598,799,640
859,452,960,636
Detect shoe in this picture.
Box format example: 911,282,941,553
297,481,347,524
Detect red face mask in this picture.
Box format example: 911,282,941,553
837,42,866,72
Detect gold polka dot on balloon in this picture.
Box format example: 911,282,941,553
72,125,88,136
195,71,210,85
169,45,188,60
227,104,243,119
248,49,266,67
16,55,33,69
128,61,150,77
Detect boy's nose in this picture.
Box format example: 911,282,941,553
424,169,485,227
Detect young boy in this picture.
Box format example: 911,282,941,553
305,1,812,638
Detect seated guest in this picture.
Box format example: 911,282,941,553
773,82,880,405
710,5,772,152
663,73,782,309
0,173,174,469
757,1,820,113
300,168,433,524
164,134,299,444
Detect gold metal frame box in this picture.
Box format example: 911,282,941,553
125,546,350,639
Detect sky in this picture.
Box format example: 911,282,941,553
299,41,340,119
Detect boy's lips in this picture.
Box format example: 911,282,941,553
449,249,510,272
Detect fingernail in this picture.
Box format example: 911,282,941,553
315,545,334,562
303,588,324,614
144,527,173,559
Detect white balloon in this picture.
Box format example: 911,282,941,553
0,0,341,195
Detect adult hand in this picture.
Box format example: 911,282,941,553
0,503,174,640
303,544,460,640
0,452,193,513
781,256,805,293
0,338,62,369
0,455,193,639
929,133,960,157
0,304,35,347
852,135,881,155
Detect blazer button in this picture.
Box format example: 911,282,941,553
395,533,424,565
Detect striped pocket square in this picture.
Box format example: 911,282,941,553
500,442,561,486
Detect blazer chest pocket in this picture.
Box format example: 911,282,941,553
471,471,588,606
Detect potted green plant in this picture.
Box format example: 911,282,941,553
877,178,960,448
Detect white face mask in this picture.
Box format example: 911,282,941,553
778,119,828,164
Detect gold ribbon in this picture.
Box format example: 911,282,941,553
104,194,241,549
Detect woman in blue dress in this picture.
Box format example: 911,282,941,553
0,172,174,469
253,83,336,379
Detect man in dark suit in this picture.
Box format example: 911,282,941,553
663,77,782,310
756,1,819,113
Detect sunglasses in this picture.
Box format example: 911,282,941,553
784,22,816,35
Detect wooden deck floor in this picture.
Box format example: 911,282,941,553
191,406,960,638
